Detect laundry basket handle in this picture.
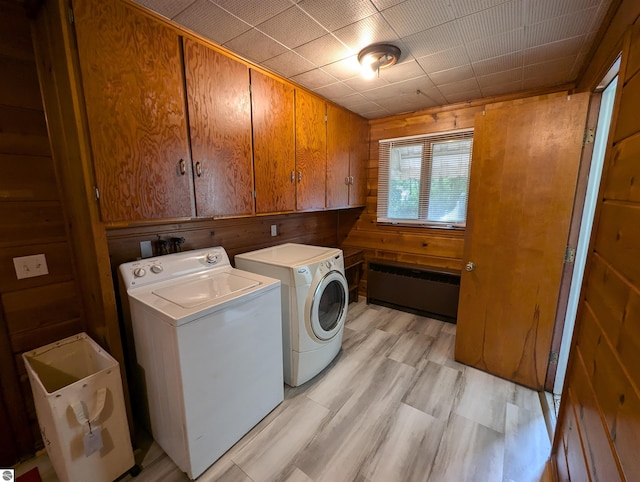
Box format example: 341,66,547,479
70,387,107,426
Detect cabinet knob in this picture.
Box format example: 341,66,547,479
345,177,350,185
298,171,302,182
195,161,203,177
178,159,186,175
291,171,295,182
465,261,476,272
349,176,354,185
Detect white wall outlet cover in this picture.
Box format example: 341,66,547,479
271,225,277,236
140,240,153,258
13,254,49,279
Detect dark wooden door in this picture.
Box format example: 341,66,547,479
184,39,253,218
295,90,327,211
250,70,296,214
326,103,350,209
455,93,590,390
74,0,193,222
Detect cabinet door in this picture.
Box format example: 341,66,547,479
250,70,296,214
349,112,369,207
184,39,253,218
295,90,327,211
326,104,350,209
73,0,193,223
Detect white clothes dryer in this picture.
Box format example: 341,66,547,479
235,243,348,387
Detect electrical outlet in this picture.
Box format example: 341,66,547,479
140,240,153,258
13,254,49,280
271,225,277,237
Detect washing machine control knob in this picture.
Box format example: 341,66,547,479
133,267,146,278
150,264,163,274
326,261,332,269
205,253,219,265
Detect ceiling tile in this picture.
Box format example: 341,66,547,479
133,0,195,19
437,77,481,95
313,81,357,99
257,6,327,49
297,0,379,32
471,51,523,76
481,79,523,96
523,56,575,77
524,35,585,65
381,0,456,38
213,0,293,26
476,67,523,88
525,0,601,25
457,1,523,43
402,22,464,59
379,59,426,83
525,8,597,47
173,0,252,44
322,57,363,80
290,68,339,90
465,28,524,62
295,35,352,67
353,107,390,119
416,46,471,74
374,93,440,114
429,64,475,85
224,29,288,63
443,88,483,103
332,13,399,52
362,75,437,101
451,0,514,17
344,75,390,91
262,50,317,77
370,0,406,10
338,93,373,108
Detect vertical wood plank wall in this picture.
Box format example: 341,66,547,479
0,0,85,464
553,3,640,480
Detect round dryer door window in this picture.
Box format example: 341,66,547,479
310,270,348,341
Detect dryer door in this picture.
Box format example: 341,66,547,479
310,270,348,341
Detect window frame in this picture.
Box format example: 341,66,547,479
377,128,474,229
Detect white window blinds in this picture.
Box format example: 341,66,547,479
377,129,473,228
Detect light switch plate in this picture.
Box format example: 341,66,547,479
271,224,277,236
13,254,49,279
140,240,153,258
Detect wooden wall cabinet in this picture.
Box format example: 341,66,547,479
295,89,327,211
184,38,254,218
327,105,368,209
250,69,296,214
74,0,194,223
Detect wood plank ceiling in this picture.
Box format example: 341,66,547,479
133,0,613,118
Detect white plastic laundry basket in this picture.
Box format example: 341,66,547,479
22,333,135,482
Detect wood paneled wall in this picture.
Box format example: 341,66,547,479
0,0,85,465
553,2,640,480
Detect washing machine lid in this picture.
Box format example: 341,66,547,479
236,243,341,267
152,272,260,309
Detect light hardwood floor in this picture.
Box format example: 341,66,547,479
15,300,552,482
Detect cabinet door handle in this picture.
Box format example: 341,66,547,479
178,159,186,175
298,171,302,182
291,171,295,182
345,177,350,185
195,161,203,177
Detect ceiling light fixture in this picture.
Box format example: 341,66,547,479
357,43,401,80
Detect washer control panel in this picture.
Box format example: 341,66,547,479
119,247,231,289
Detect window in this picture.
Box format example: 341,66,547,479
377,129,473,228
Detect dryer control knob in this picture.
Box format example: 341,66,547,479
205,253,219,265
133,267,146,278
150,264,163,274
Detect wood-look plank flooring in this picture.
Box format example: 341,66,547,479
15,300,552,482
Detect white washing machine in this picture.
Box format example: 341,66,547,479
119,247,283,480
235,243,348,387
